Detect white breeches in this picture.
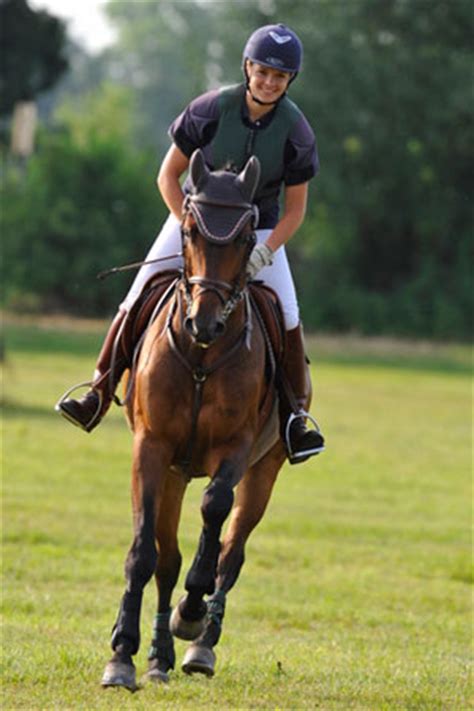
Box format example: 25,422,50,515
121,214,300,329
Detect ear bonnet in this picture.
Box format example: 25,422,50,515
184,150,260,243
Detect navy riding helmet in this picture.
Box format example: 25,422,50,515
242,23,303,82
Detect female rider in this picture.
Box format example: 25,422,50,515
57,23,325,463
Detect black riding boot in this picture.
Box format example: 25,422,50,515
55,309,128,432
279,324,325,464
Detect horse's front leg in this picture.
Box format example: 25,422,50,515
170,454,245,643
146,472,187,684
102,432,170,691
181,442,286,676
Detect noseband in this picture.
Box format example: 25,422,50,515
184,275,244,325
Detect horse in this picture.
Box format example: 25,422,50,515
101,149,307,690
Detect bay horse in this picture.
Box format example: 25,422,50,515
101,149,307,690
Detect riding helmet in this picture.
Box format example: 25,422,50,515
242,23,303,79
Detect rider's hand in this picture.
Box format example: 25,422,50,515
246,243,274,280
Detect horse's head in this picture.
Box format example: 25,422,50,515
181,149,261,348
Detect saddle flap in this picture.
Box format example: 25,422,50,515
249,281,286,366
121,269,181,362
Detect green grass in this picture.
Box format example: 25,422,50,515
2,317,472,710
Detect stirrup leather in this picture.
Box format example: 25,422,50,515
284,410,325,463
54,381,104,432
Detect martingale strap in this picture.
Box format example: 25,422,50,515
165,288,252,477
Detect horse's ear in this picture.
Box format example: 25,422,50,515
189,149,209,191
237,155,261,202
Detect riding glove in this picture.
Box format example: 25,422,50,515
247,243,274,279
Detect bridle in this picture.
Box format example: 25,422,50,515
183,274,246,326
179,193,257,329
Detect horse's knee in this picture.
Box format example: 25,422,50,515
216,538,245,592
201,476,234,527
125,538,157,588
156,547,182,592
125,496,158,589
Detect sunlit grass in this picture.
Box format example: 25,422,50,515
2,318,472,709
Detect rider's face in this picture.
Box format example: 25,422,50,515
246,61,292,103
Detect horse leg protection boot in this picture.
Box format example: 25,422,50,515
279,324,325,464
56,309,129,432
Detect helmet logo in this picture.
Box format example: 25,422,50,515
265,56,284,67
269,31,293,44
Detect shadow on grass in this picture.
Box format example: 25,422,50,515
312,352,472,375
2,398,128,431
2,398,59,420
4,325,104,358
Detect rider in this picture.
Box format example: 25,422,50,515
57,23,325,463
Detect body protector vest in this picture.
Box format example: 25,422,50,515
204,85,303,217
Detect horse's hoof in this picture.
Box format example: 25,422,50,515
182,644,216,677
144,658,170,684
170,599,207,641
101,660,138,691
144,667,170,684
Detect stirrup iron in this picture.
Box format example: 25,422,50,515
284,410,325,464
54,381,104,432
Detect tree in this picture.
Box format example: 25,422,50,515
2,86,165,315
208,0,473,338
0,0,69,158
102,0,217,154
0,0,69,116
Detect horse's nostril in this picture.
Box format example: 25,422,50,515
184,317,194,334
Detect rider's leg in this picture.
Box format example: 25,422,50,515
280,323,325,462
56,308,129,432
255,230,325,463
56,214,183,432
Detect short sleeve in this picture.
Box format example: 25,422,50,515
168,89,220,158
283,113,320,186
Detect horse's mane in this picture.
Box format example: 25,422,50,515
219,161,239,175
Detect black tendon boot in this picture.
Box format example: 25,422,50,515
279,324,325,464
55,309,128,432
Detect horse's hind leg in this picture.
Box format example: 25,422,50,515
146,472,187,684
182,444,286,676
102,433,169,691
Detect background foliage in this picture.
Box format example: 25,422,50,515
1,0,472,337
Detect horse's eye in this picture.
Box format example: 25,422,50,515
237,231,256,249
246,232,256,249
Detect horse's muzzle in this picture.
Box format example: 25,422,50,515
184,316,226,348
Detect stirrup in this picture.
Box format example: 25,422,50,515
54,381,103,432
284,411,325,464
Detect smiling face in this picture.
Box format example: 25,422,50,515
245,60,292,104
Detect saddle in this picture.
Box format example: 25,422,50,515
120,270,181,363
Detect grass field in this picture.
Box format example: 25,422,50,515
2,316,472,710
